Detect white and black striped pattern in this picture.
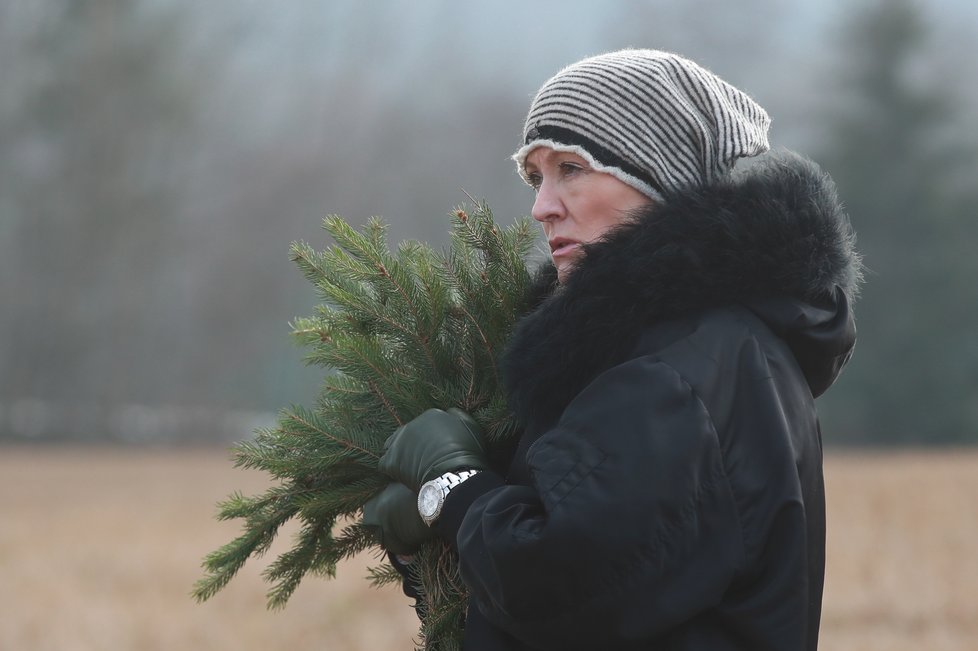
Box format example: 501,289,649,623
513,49,771,200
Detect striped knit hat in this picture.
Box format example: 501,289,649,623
513,49,771,201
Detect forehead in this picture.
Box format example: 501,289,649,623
524,146,585,169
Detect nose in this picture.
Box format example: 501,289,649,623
531,180,564,223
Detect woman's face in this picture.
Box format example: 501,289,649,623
525,147,651,283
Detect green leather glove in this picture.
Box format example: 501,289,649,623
362,482,432,555
378,408,488,490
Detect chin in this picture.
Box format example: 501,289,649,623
555,261,574,284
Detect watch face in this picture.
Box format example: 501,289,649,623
418,483,441,518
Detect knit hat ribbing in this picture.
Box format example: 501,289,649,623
513,49,772,201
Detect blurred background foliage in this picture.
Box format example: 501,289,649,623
1,0,976,446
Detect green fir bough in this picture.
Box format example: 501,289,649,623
194,205,537,650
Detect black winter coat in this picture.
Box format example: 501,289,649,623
431,153,862,651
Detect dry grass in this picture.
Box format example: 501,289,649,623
1,446,976,650
0,446,417,651
820,451,978,651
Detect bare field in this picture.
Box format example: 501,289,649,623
1,447,976,650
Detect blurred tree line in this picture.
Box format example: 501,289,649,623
0,0,975,445
814,0,978,444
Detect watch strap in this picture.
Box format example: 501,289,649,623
440,469,480,492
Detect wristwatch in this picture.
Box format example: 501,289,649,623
417,469,480,526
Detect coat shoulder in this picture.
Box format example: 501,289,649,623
632,306,787,385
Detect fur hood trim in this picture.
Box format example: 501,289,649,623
502,151,862,426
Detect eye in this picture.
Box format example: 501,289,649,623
559,161,584,177
526,171,543,190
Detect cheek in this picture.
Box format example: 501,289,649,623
581,199,629,238
566,175,649,241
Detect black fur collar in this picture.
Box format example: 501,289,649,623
501,152,862,428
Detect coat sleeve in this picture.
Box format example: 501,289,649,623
436,355,747,649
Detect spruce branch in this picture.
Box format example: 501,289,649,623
282,407,380,465
195,203,537,649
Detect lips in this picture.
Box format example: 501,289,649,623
549,237,580,257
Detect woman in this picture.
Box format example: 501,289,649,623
364,49,861,650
